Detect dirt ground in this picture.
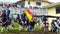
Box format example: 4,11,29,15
0,31,58,34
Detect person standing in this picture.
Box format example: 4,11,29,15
6,8,10,20
52,17,60,32
42,16,47,32
21,11,27,25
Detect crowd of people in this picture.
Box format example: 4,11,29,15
0,8,39,32
18,11,37,31
1,8,60,33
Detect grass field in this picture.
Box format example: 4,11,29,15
0,22,59,34
0,22,19,32
0,21,41,32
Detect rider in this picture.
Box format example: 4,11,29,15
1,10,7,32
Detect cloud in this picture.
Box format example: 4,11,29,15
10,0,20,3
0,0,60,3
0,0,20,3
48,0,60,3
0,0,3,2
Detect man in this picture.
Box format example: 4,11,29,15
19,11,27,31
21,11,27,26
6,8,11,30
6,8,10,20
52,17,60,32
6,8,14,30
42,16,47,26
13,13,18,21
27,18,36,31
42,16,47,32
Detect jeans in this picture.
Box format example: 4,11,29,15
53,27,57,32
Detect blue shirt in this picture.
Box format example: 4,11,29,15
6,9,10,16
6,9,10,20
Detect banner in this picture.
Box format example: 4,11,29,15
25,9,33,21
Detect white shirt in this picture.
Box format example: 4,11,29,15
13,14,17,19
54,22,60,28
57,20,60,24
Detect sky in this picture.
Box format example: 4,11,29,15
0,0,60,3
0,0,20,3
48,0,60,3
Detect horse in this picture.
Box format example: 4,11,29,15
1,10,7,27
1,10,14,32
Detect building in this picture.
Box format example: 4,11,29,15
15,0,53,8
0,0,59,31
0,2,13,6
42,2,60,30
43,2,60,16
15,0,60,31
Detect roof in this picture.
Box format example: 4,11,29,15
42,2,60,8
0,2,13,5
15,0,53,4
25,0,53,4
14,0,25,4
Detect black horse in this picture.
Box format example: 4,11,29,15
1,10,8,27
1,10,13,29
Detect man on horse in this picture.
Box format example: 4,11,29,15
1,10,7,32
1,8,11,32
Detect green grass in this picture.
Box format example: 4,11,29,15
9,22,19,31
0,22,19,32
0,22,44,32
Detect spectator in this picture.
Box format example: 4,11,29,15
6,8,10,20
52,17,60,32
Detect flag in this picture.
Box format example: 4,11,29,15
25,9,33,21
